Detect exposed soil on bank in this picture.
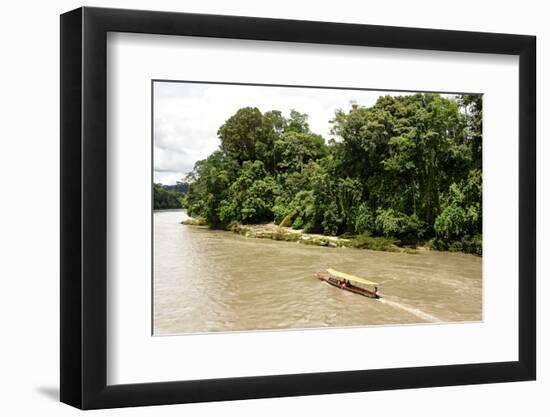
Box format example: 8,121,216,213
198,222,425,254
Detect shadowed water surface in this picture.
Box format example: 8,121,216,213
154,210,482,335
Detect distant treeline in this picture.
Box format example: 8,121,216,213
153,182,187,210
182,93,482,254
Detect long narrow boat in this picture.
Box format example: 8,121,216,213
315,268,380,299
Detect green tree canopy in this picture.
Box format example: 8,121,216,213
182,95,482,254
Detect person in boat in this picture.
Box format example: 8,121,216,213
374,286,379,297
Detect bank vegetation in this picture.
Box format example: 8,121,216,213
177,94,482,255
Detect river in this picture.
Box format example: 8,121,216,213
153,210,482,335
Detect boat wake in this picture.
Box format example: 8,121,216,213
378,297,441,323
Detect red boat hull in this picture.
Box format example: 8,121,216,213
316,273,379,299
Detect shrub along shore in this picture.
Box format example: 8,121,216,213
182,219,429,254
232,223,422,253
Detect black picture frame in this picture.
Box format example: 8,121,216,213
60,6,536,410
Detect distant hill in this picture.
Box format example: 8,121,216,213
153,182,188,210
160,182,189,194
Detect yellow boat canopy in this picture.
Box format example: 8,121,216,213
326,268,379,287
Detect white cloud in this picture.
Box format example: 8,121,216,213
153,82,424,184
154,170,186,185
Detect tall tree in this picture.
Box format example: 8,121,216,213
183,95,482,254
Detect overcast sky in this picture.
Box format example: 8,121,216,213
153,82,431,185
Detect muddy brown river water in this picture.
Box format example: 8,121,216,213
153,210,482,335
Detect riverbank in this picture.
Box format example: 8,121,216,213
182,219,421,254
181,217,208,226
232,223,423,253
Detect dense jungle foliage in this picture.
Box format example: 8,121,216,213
181,94,482,254
153,182,187,210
